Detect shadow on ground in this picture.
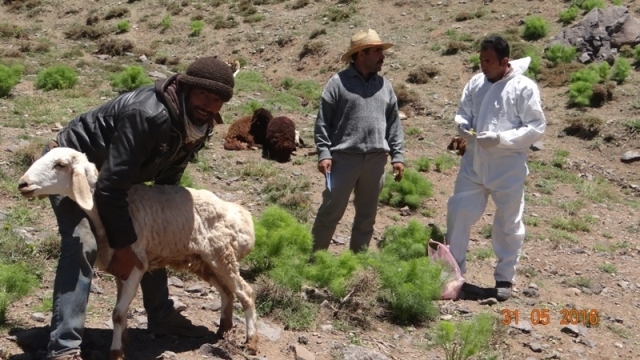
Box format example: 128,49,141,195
8,326,220,359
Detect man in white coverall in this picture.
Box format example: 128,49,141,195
446,35,546,301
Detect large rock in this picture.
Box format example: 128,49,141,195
339,345,390,360
551,6,640,64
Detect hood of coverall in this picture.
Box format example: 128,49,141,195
503,57,531,81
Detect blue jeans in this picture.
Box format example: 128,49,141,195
47,195,173,357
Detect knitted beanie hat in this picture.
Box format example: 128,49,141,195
178,57,235,102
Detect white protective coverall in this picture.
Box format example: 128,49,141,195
446,57,546,283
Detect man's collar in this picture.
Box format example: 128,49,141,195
347,64,378,81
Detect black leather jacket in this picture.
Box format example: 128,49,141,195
57,75,210,248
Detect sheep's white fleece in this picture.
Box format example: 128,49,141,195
97,184,254,272
17,147,258,357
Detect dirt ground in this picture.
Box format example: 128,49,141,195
1,0,640,359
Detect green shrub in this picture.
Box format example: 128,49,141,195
559,6,580,25
0,262,39,324
612,0,623,4
522,16,549,41
544,44,576,66
580,0,605,12
415,156,431,172
116,20,130,33
568,81,593,107
110,65,153,93
593,61,610,81
190,20,204,36
570,65,605,84
0,64,23,97
304,250,363,298
379,169,433,209
35,65,78,91
379,220,433,261
434,312,496,360
243,206,313,278
525,49,543,79
375,255,441,324
434,154,456,172
610,57,631,84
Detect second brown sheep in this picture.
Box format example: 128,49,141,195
223,108,273,150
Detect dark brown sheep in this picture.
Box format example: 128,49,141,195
223,108,273,150
263,116,296,163
447,136,467,156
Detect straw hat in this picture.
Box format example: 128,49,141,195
340,29,393,62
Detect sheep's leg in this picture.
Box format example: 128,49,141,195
206,256,258,355
110,268,143,360
204,278,234,337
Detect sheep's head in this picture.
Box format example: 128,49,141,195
18,147,99,211
251,108,273,126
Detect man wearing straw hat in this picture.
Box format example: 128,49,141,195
312,29,405,254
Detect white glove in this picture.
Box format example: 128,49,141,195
456,123,475,140
476,131,501,148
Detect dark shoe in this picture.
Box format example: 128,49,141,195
495,281,513,302
458,282,492,300
49,350,82,360
148,310,211,337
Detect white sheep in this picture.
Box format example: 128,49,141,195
17,147,258,359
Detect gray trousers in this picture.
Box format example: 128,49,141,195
311,152,387,253
47,195,172,357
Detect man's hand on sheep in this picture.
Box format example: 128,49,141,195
392,162,405,182
108,245,144,280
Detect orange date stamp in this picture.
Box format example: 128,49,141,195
501,308,599,326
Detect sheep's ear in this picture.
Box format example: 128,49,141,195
71,165,94,211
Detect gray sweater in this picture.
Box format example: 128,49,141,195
314,65,404,163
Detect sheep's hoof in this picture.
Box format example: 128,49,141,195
216,318,233,337
245,335,259,355
109,349,125,360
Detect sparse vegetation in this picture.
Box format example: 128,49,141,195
1,1,639,357
407,64,439,84
0,262,39,324
299,40,325,60
393,83,421,109
291,0,309,9
104,7,129,20
433,313,497,360
96,37,135,56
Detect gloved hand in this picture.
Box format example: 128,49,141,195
476,131,501,148
456,123,475,140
